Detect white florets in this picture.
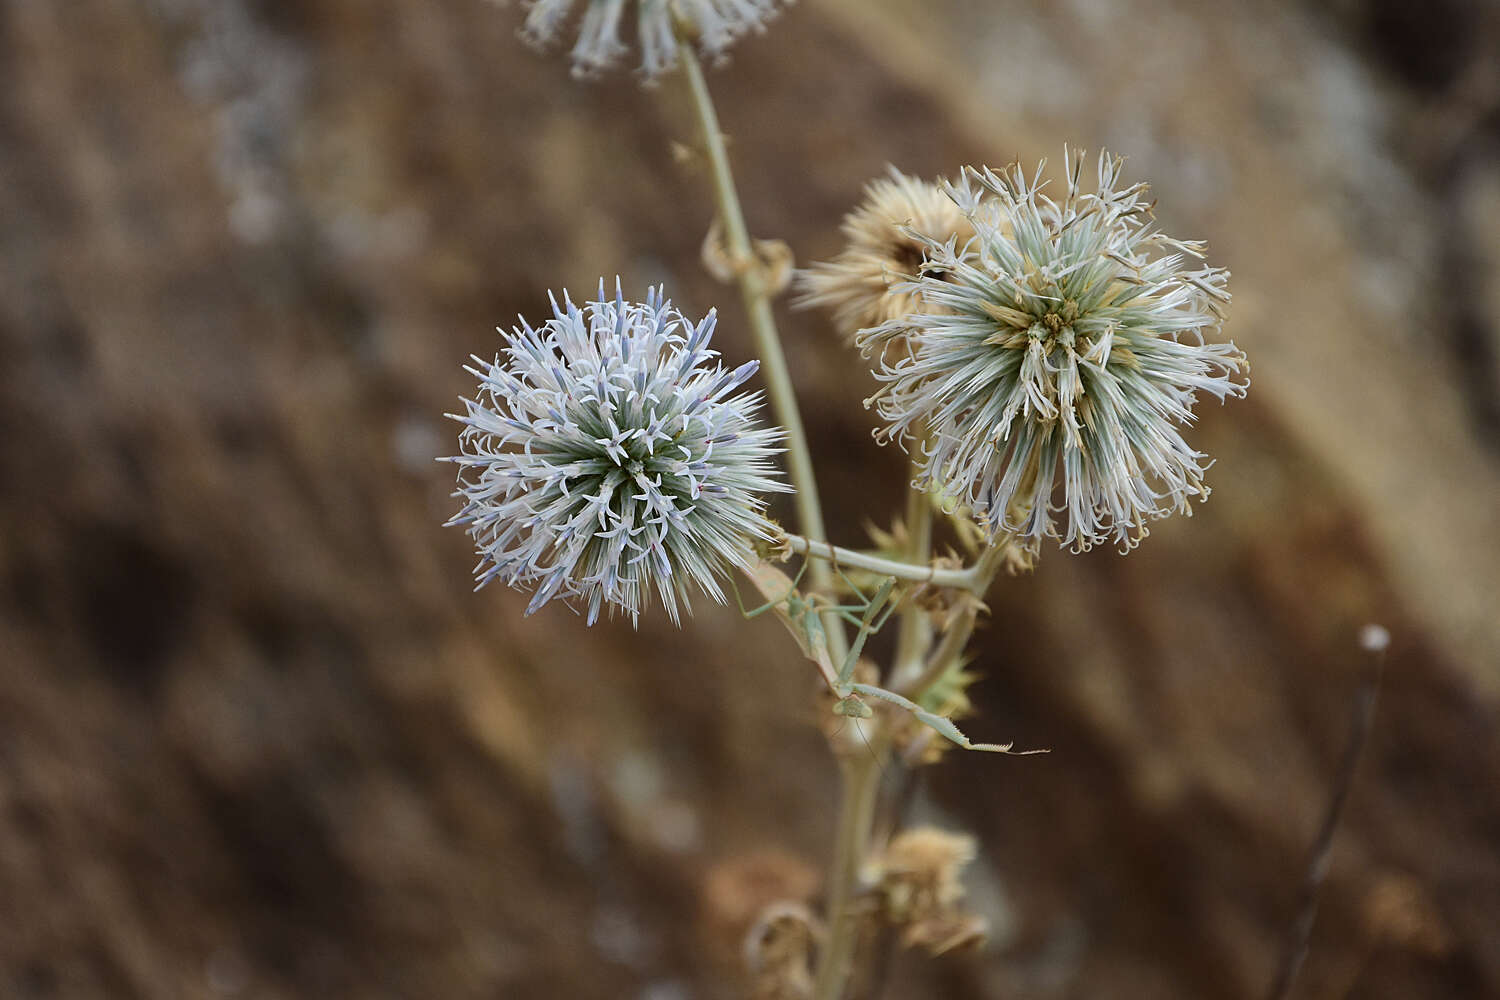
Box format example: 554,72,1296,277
861,149,1249,554
518,0,789,81
446,281,788,624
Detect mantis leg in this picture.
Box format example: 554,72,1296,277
835,577,896,691
731,559,809,618
847,682,1047,755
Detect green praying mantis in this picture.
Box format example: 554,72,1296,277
735,557,1041,755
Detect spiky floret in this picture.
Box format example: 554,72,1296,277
796,167,975,342
519,0,790,81
860,149,1248,554
445,281,788,624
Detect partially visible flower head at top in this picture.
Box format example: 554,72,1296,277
517,0,791,81
796,167,975,343
445,281,788,625
861,149,1248,554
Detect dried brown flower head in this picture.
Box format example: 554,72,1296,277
796,167,974,341
879,827,974,916
874,827,987,954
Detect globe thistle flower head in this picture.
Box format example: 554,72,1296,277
518,0,791,81
445,281,789,625
796,167,976,342
861,149,1248,554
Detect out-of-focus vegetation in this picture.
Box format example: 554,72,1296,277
0,1,1497,997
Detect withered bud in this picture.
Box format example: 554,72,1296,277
744,902,819,1000
874,827,989,956
879,827,975,916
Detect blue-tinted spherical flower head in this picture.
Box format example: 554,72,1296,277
446,281,788,624
861,149,1249,554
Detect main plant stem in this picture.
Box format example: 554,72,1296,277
811,540,1006,999
815,455,935,1000
673,35,1020,999
674,35,870,999
675,38,840,632
814,745,884,1000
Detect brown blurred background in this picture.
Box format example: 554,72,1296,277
2,0,1499,997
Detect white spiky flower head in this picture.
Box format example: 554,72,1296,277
516,0,790,81
861,149,1249,554
796,167,976,343
445,281,789,625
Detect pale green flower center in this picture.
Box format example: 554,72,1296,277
1027,299,1083,353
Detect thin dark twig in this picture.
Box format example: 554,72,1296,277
1266,642,1387,1000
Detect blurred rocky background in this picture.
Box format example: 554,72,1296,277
2,0,1498,997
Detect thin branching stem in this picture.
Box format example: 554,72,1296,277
785,534,984,592
900,543,1010,700
1265,646,1386,1000
890,446,934,690
902,602,978,700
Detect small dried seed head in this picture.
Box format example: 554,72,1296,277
878,827,975,918
796,167,976,342
875,827,988,954
743,902,817,1000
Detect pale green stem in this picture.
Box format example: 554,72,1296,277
814,537,1013,1000
813,539,1006,1000
674,33,847,670
812,745,883,1000
784,534,985,593
675,39,863,996
812,462,931,1000
900,600,979,700
899,542,1010,700
889,449,934,690
811,463,933,999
